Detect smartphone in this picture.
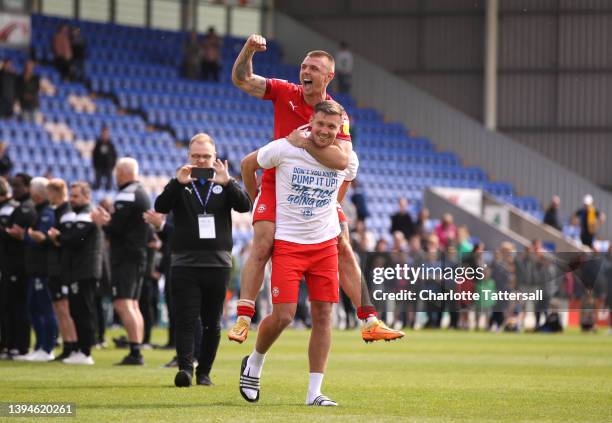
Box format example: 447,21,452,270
191,167,215,180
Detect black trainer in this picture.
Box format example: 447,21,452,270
239,356,260,403
174,370,192,387
196,374,213,386
115,354,144,366
163,356,178,368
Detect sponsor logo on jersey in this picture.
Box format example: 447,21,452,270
341,117,350,136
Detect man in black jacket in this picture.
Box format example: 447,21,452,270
390,198,415,241
49,182,103,365
0,176,18,358
155,133,251,387
543,195,562,232
3,174,37,358
46,178,78,361
92,158,151,365
92,126,117,190
17,60,40,123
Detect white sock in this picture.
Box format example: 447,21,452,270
306,372,324,403
366,316,378,325
247,350,265,371
242,350,266,400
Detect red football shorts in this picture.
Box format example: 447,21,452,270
252,168,276,223
270,238,339,304
252,169,348,225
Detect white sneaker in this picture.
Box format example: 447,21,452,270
29,350,55,362
13,349,40,361
63,352,94,365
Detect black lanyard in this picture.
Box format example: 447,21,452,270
191,181,214,214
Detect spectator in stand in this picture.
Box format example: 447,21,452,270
434,213,457,251
201,27,221,82
350,179,370,222
70,26,86,82
52,24,73,81
17,60,40,123
0,142,13,177
0,59,18,118
456,225,473,257
92,126,118,190
390,198,415,241
489,242,515,331
183,31,202,80
575,194,606,248
416,207,435,238
563,215,581,245
422,234,443,328
543,195,562,232
335,41,353,94
351,220,376,253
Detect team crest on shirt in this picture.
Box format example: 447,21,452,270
272,287,280,297
212,185,223,194
257,204,267,214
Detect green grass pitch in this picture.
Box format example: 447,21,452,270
0,328,610,422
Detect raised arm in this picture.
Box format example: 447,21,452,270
232,34,268,99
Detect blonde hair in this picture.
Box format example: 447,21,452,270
47,178,67,198
306,50,335,72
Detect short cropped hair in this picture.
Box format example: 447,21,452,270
70,181,91,199
313,100,345,118
116,157,139,177
306,50,335,72
189,133,215,150
13,173,32,187
47,178,67,197
30,177,49,198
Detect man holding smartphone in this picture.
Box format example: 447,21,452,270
155,133,251,387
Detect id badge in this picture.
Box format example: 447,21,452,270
198,214,216,239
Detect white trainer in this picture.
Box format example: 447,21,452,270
13,349,38,361
63,352,94,365
28,350,55,362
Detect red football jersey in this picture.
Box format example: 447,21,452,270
263,78,352,142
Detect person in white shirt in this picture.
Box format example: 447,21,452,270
238,100,357,407
336,41,353,94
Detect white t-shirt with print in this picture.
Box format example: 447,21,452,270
257,138,359,244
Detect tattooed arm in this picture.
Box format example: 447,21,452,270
232,34,268,99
